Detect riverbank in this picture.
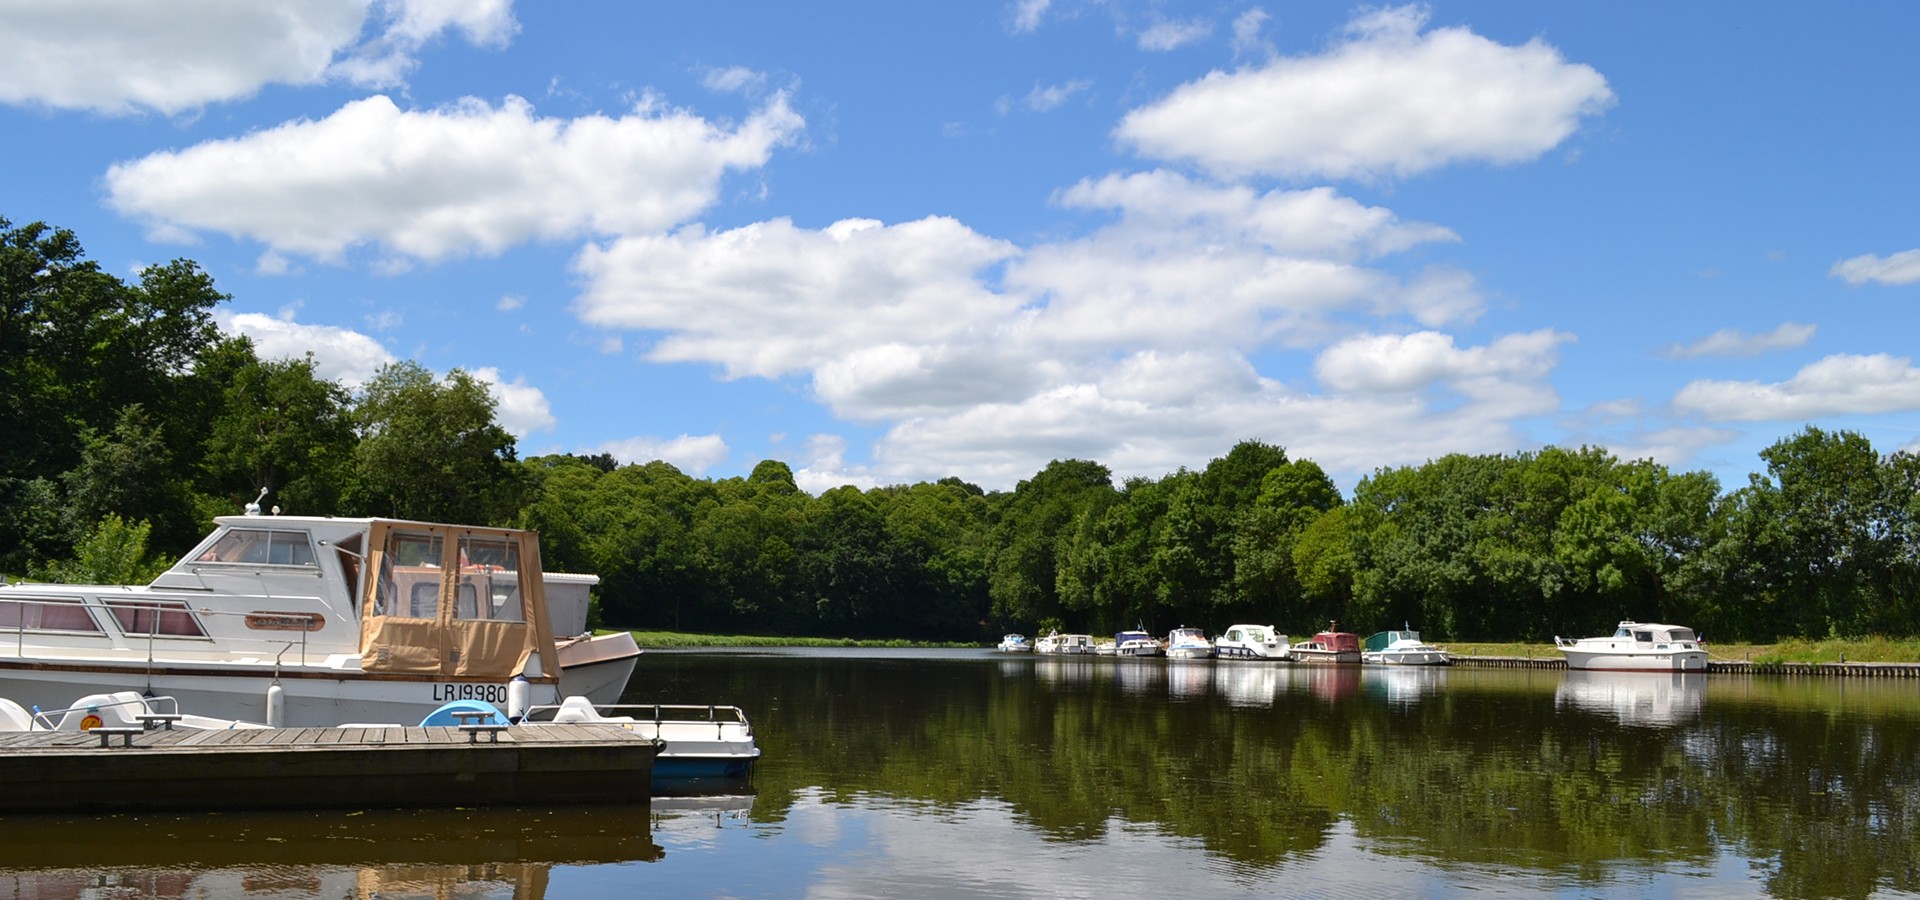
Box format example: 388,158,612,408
619,630,1920,662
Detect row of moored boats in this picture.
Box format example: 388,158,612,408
998,624,1451,665
1000,620,1714,671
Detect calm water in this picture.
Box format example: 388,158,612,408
2,649,1916,899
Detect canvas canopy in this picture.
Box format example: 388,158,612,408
358,520,560,683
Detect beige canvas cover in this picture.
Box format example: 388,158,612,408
358,520,560,683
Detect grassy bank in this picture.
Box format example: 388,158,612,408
623,631,972,649
621,631,1920,662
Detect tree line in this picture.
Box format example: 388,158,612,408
6,215,1918,642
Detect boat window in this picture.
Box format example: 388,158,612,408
1669,628,1696,642
105,600,207,637
374,530,444,619
1633,630,1654,642
0,597,104,633
455,535,523,622
194,529,316,566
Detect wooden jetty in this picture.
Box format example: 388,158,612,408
0,723,656,813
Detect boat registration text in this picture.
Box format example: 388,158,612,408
433,682,509,704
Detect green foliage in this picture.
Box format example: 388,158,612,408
34,514,170,585
203,352,356,516
348,361,525,524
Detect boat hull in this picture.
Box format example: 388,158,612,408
1290,648,1361,665
1365,648,1450,666
1215,645,1289,662
1559,648,1706,672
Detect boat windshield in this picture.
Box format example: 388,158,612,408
194,528,317,566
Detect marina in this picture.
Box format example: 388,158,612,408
0,648,1915,897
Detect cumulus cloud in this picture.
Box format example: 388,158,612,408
1115,5,1614,180
1312,329,1571,395
218,311,396,388
330,0,518,88
572,216,1023,385
1661,322,1815,359
104,92,804,265
1672,353,1920,422
0,0,513,115
468,367,556,437
1231,9,1275,62
594,434,731,475
1830,249,1920,287
793,434,882,494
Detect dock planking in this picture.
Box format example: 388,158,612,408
0,724,656,813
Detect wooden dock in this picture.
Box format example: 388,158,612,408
0,723,656,813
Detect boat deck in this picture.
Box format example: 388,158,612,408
0,723,656,813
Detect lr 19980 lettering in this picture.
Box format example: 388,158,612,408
433,683,508,704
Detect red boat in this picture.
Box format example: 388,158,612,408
1290,622,1362,664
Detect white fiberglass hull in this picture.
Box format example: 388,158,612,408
0,653,629,727
1214,644,1288,661
1559,648,1706,672
1365,648,1451,666
1166,646,1213,660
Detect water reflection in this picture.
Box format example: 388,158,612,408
1555,670,1706,727
0,806,660,899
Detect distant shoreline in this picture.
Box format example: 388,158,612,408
617,630,1920,664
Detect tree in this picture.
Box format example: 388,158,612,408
204,352,356,516
348,362,524,524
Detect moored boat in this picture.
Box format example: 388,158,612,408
522,696,761,780
1214,624,1290,661
1164,627,1213,660
1291,623,1362,664
1362,629,1450,665
1113,629,1163,657
1555,622,1707,671
995,634,1033,653
1035,632,1095,655
0,512,640,726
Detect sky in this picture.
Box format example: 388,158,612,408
4,1,1918,496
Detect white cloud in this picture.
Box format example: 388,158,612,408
572,216,1023,385
1312,330,1571,395
1138,19,1212,52
468,367,556,437
0,1,361,114
1661,322,1815,359
104,92,804,264
1009,0,1050,33
594,434,731,475
1115,5,1614,180
218,311,396,388
328,0,519,88
701,66,768,95
496,294,526,312
1026,80,1091,112
792,434,882,494
0,0,516,115
1231,8,1275,62
1830,249,1920,286
1672,353,1920,421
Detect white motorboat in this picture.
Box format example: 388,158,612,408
1035,632,1095,655
1362,629,1450,665
1112,629,1163,657
995,634,1033,653
1164,627,1213,660
1555,622,1707,671
1214,624,1290,661
0,512,641,726
0,690,271,732
524,697,761,780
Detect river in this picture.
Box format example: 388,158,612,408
1,648,1915,898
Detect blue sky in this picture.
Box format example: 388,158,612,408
5,1,1918,494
